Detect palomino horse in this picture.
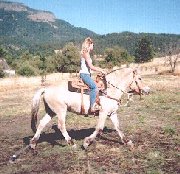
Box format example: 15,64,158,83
30,68,149,150
103,68,150,106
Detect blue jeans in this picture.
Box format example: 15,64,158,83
80,73,97,108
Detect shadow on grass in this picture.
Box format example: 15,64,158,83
23,126,118,147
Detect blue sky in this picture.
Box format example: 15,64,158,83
7,0,180,35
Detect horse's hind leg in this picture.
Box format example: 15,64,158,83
30,113,51,149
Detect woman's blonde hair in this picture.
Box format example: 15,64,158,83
81,37,93,54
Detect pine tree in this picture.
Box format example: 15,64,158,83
134,37,154,63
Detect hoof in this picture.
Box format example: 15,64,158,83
127,140,134,151
83,142,89,150
72,144,77,149
83,138,90,150
68,139,75,146
29,138,37,150
32,149,38,156
83,137,94,150
67,139,77,149
9,155,17,163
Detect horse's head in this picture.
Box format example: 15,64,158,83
129,69,150,95
102,68,150,102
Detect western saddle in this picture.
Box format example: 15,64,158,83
68,78,100,115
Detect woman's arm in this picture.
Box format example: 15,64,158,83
82,52,104,72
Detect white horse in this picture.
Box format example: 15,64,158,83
30,68,149,150
104,68,150,106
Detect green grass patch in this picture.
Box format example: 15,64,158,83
162,126,176,136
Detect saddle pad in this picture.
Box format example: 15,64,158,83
68,79,89,92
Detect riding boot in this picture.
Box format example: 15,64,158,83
88,93,102,115
90,101,102,113
88,106,99,116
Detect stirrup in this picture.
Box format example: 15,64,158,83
88,108,99,116
92,103,102,111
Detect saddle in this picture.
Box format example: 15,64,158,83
68,78,100,115
68,78,89,114
68,78,89,92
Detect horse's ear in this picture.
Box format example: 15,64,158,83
133,68,140,75
133,68,138,75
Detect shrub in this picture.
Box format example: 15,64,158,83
0,64,5,78
17,64,37,76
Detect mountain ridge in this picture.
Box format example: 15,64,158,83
0,1,97,52
0,1,179,57
0,1,56,22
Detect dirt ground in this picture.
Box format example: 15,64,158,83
0,74,179,174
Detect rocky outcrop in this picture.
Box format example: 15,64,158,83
0,2,27,12
0,58,10,70
0,1,56,23
27,11,56,23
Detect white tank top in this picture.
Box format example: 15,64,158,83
79,57,92,74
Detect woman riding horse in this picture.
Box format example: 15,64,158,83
79,37,106,114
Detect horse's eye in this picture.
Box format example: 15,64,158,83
138,78,141,80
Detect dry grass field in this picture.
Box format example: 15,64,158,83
0,73,179,174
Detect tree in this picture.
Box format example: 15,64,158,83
105,46,133,68
165,44,180,73
0,46,8,78
55,43,80,73
17,63,37,76
0,64,5,78
134,37,154,63
0,47,6,57
14,51,42,76
46,54,58,73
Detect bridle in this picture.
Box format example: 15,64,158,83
128,71,142,98
106,80,126,93
128,71,142,93
99,68,142,102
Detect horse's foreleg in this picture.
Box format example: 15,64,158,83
124,93,133,106
30,113,52,149
110,113,134,149
83,112,107,149
110,112,125,142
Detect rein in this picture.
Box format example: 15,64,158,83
101,68,128,94
106,81,126,93
106,67,125,76
100,68,127,94
98,70,126,104
100,68,141,103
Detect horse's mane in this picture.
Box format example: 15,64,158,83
106,67,134,83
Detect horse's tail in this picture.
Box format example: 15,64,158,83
31,88,45,133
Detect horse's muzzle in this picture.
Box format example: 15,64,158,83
142,86,150,95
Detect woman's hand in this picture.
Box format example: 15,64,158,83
100,69,107,75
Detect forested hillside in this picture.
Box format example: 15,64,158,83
0,1,97,55
0,1,179,76
94,32,180,56
0,1,180,57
